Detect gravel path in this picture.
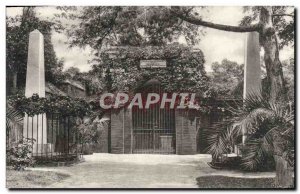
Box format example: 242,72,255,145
29,153,275,188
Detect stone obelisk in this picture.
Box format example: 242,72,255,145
243,32,262,99
242,32,262,144
23,30,48,154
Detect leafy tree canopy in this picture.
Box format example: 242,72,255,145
57,6,202,49
240,6,294,49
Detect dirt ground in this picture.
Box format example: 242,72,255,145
25,153,275,188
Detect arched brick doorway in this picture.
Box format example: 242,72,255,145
132,79,176,154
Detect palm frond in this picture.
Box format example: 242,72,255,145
6,104,23,132
230,93,293,137
243,92,271,111
233,107,275,135
241,138,271,171
204,92,294,172
204,119,242,159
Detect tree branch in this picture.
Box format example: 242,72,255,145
171,8,260,33
272,14,294,17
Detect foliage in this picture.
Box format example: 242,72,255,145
209,59,244,99
7,93,91,117
205,119,238,159
240,6,294,49
6,104,23,133
6,7,65,94
205,94,294,171
282,58,294,102
57,6,202,48
7,138,36,170
97,44,208,95
208,57,294,101
76,118,98,154
64,67,105,96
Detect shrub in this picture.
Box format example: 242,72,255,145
76,117,98,154
7,138,36,170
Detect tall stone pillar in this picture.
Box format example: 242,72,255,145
242,32,262,144
23,30,48,155
243,32,262,99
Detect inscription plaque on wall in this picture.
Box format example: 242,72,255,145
140,60,166,68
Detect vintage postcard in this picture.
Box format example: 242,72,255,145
6,5,295,189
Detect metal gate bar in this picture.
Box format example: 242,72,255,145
132,83,175,154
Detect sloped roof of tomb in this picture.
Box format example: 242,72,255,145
45,82,67,96
62,79,86,91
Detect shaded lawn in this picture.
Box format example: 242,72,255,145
6,169,69,188
196,176,276,189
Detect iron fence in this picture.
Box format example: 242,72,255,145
7,113,82,161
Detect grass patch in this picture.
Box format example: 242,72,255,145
196,176,276,189
6,169,69,188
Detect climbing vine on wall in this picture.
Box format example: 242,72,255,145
98,43,209,95
7,94,91,117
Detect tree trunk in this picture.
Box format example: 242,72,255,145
274,155,294,188
259,9,292,186
259,7,287,102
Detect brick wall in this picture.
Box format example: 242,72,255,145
110,108,197,155
94,118,110,153
175,109,197,155
110,108,132,154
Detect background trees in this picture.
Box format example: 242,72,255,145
209,59,244,99
282,58,294,102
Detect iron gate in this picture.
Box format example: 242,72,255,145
131,80,176,154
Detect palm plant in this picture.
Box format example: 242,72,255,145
6,104,23,130
6,104,24,166
6,104,23,146
206,93,294,171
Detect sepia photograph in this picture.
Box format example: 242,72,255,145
5,5,295,189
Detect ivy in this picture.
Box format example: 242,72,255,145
7,94,91,117
99,43,209,95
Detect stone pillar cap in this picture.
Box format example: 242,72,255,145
31,29,42,34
